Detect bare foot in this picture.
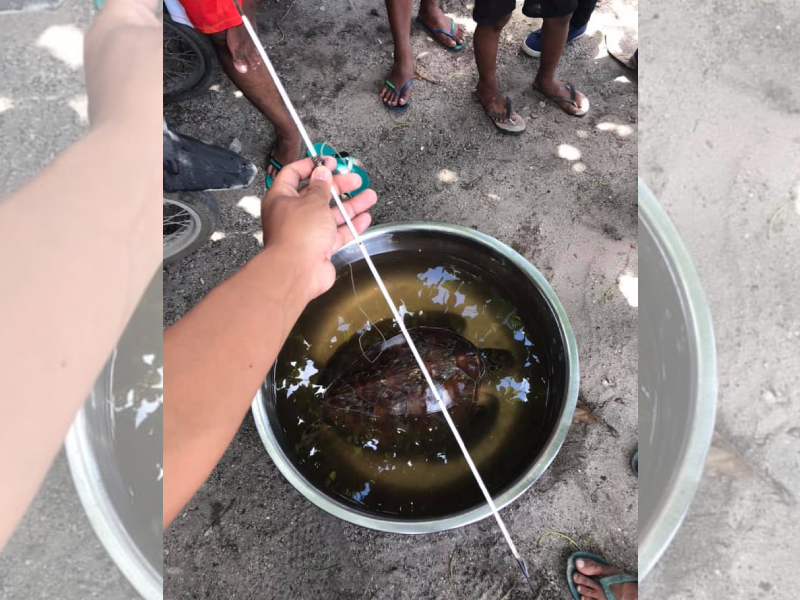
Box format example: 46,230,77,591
417,3,465,48
573,558,638,600
266,130,302,178
534,74,589,116
379,55,415,108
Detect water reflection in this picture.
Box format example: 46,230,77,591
496,377,531,403
275,254,551,517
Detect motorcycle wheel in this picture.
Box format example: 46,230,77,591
163,192,220,264
163,14,218,103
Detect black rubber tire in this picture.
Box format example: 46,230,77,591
163,14,219,104
163,191,221,265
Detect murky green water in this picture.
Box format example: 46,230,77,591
275,251,551,517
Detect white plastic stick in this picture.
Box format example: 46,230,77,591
234,4,533,590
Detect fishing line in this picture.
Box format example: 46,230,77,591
346,259,387,365
230,2,535,592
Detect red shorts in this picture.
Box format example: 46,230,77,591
180,0,242,35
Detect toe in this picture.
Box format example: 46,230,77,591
576,558,620,578
573,573,601,590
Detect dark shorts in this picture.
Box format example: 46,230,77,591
473,0,578,25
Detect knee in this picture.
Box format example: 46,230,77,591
479,13,511,33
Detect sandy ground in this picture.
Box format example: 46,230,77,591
639,0,800,598
163,0,638,598
0,0,139,598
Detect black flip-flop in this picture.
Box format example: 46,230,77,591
382,78,414,111
533,82,590,117
415,17,465,52
483,97,526,135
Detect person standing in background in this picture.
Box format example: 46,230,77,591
165,0,302,186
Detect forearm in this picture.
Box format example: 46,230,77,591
0,122,160,548
163,245,309,526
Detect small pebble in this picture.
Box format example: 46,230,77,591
760,388,778,404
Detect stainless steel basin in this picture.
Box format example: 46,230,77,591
65,271,163,600
252,222,579,533
638,181,717,578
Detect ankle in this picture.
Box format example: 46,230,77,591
534,73,555,87
392,47,414,67
274,127,301,143
417,1,441,20
476,78,499,93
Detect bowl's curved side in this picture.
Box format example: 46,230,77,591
638,180,718,579
65,391,163,600
251,221,579,533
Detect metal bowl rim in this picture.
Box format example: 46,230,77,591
637,180,718,578
65,396,162,600
251,221,579,534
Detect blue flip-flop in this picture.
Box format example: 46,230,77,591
265,155,283,189
567,552,638,600
631,451,638,476
382,78,413,111
415,17,465,51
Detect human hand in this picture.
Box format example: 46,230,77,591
261,157,378,303
226,23,262,74
83,0,161,130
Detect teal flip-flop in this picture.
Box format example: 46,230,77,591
631,451,638,476
308,143,370,198
416,17,465,52
382,78,413,111
264,155,283,189
567,552,638,600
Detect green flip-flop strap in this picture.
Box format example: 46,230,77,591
384,79,397,91
598,573,638,600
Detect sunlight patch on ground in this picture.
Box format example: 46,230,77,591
253,231,264,245
576,129,590,139
233,90,243,98
487,193,500,200
597,121,634,137
614,75,632,83
237,195,261,218
572,162,587,173
618,273,638,307
452,14,476,34
67,94,88,124
438,169,459,183
36,24,84,69
0,97,13,113
558,144,581,161
210,231,226,241
586,0,638,59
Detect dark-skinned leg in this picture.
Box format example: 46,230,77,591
212,3,301,172
474,14,513,121
379,0,415,107
417,0,466,48
534,13,589,115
